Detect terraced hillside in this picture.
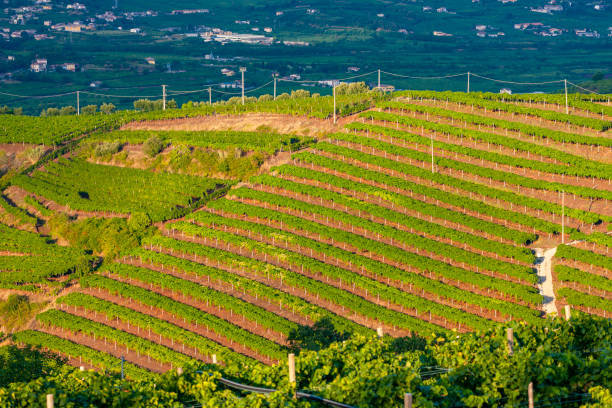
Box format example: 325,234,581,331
4,90,611,377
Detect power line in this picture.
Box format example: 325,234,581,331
278,70,378,84
567,81,604,95
0,90,77,99
470,73,564,85
381,71,466,80
79,91,163,98
0,70,599,103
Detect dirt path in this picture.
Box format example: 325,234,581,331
121,113,356,136
534,247,558,316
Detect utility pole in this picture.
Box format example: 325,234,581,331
240,67,247,105
378,69,381,89
273,73,278,100
162,85,167,110
333,84,337,124
564,79,569,114
76,91,80,115
467,72,470,93
208,87,212,105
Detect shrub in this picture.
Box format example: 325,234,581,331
59,106,76,116
291,89,310,99
81,105,97,115
41,108,59,117
99,103,115,114
143,135,164,157
93,142,121,157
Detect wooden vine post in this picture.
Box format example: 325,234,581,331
46,394,54,408
404,393,413,408
528,382,534,408
564,305,571,321
288,353,296,384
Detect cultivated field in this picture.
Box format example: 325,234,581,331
1,91,610,380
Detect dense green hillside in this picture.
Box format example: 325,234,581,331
0,89,610,406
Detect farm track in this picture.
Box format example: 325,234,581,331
360,120,612,192
247,182,532,268
185,208,540,310
534,247,558,316
82,284,275,364
171,219,511,323
326,139,612,219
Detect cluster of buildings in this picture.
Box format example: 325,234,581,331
475,25,505,38
29,59,78,73
530,4,564,14
513,22,601,38
201,28,274,45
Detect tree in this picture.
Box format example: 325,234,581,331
143,135,165,157
82,105,97,115
59,106,77,116
287,317,350,353
291,89,310,99
99,103,115,114
41,107,59,117
592,72,605,81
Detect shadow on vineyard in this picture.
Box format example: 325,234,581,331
3,315,612,407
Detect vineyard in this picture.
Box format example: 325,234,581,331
11,158,230,222
0,90,611,406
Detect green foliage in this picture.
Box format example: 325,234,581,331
335,82,370,95
0,106,22,115
93,141,122,157
0,345,65,387
99,103,116,114
288,317,350,353
0,223,93,289
134,99,177,112
3,315,611,407
127,211,152,231
49,215,145,259
582,387,612,408
59,106,76,116
13,158,230,222
143,135,165,157
81,105,97,115
40,107,59,117
0,295,45,332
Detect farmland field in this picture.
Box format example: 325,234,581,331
1,90,611,407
